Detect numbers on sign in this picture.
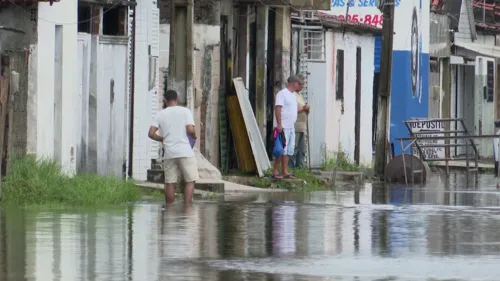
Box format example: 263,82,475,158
333,14,384,26
364,14,371,24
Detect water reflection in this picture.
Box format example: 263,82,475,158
1,174,500,280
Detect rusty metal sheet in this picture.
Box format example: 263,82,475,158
232,77,271,177
227,95,257,173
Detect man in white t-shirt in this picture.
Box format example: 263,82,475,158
148,90,199,205
272,75,309,179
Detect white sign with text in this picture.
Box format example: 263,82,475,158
409,120,445,160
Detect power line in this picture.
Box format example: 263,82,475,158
7,0,126,25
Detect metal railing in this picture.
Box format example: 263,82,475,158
397,118,498,186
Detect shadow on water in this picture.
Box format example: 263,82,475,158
2,173,500,280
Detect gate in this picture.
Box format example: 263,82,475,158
297,26,326,168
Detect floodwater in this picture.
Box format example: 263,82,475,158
2,173,500,281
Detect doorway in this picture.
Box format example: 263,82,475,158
249,19,257,111
265,8,276,157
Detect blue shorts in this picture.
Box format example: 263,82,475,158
282,128,296,156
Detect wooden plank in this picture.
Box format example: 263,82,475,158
227,95,256,173
232,78,271,177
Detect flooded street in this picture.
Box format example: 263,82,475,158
2,173,500,280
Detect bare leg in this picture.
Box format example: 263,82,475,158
281,155,289,175
184,181,195,205
164,183,176,203
273,157,281,175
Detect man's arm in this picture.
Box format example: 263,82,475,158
185,109,197,139
275,105,283,127
148,126,163,142
300,104,310,113
275,92,285,131
186,125,197,139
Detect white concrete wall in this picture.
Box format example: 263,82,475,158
325,30,375,166
97,39,129,177
132,0,160,180
36,0,78,174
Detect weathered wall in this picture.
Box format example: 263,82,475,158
159,23,221,165
26,45,37,154
36,0,78,175
325,30,375,166
159,0,220,25
77,34,91,174
96,37,129,177
0,5,36,52
475,33,496,46
430,13,451,58
7,51,30,168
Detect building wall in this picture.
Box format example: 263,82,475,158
133,0,160,180
36,0,78,174
430,12,451,58
325,30,375,166
96,37,129,177
323,0,430,154
0,5,36,52
389,0,430,152
159,23,221,165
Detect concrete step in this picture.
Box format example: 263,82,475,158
147,169,225,193
311,169,365,185
147,169,164,183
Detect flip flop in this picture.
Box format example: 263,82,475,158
283,174,296,179
271,174,283,179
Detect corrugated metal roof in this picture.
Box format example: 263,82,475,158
455,42,500,58
430,13,451,57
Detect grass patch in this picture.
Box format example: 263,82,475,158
321,147,365,172
249,168,326,192
3,155,141,206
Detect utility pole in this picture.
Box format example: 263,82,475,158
374,0,395,179
168,0,175,92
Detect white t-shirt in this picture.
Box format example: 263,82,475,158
151,106,195,159
273,88,298,129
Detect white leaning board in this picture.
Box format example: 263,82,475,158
233,78,272,177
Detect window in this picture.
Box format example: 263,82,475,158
336,49,344,100
102,6,127,36
302,29,325,60
149,56,157,90
30,6,37,22
487,60,494,102
78,4,91,33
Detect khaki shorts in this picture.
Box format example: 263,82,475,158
163,157,199,183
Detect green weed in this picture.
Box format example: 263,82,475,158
250,168,325,192
2,155,141,206
321,146,365,172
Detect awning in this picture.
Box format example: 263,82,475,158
0,0,60,4
454,42,500,59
